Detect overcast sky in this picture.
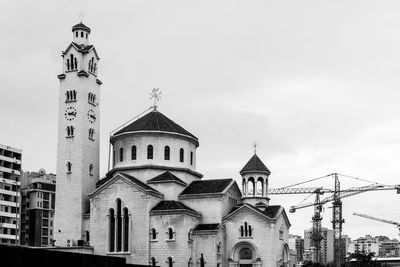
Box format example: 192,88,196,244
1,0,400,240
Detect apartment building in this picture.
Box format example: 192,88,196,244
0,144,22,244
289,234,304,262
304,227,334,264
20,169,56,246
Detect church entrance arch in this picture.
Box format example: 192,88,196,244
230,241,261,267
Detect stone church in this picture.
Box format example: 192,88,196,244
53,22,291,267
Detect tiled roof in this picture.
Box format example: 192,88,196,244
240,154,271,174
147,171,187,186
228,204,281,219
96,172,159,194
193,224,220,231
72,22,91,33
113,110,198,142
150,200,198,213
180,179,233,195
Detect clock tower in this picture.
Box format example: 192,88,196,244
54,22,102,247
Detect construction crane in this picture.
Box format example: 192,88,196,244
268,173,400,267
353,212,400,239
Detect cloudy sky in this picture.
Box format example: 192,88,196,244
1,0,400,240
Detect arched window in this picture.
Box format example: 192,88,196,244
147,145,153,159
109,208,115,252
94,63,97,74
73,90,76,100
131,146,137,160
151,228,157,240
123,207,129,252
179,148,184,163
190,152,193,165
240,221,252,237
84,230,90,244
167,227,174,240
248,177,255,196
70,54,74,70
116,199,122,252
119,147,124,162
66,59,70,70
75,31,78,38
89,164,93,176
167,257,173,267
74,57,78,69
66,162,72,173
257,177,264,196
164,146,170,160
112,149,115,167
151,257,156,266
81,32,83,37
200,254,205,267
239,247,252,259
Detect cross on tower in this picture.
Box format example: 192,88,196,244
150,88,161,109
253,141,258,154
79,11,85,23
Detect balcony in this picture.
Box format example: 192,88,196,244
0,211,20,219
0,233,19,240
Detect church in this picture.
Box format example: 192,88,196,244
53,22,291,267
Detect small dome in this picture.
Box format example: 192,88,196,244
240,154,270,175
72,22,91,33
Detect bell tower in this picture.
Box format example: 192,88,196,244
240,153,271,206
54,22,102,246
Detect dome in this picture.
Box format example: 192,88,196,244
111,109,198,146
240,154,270,175
72,22,91,33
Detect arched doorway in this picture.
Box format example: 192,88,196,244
230,241,260,267
278,243,290,267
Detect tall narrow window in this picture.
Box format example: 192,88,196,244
109,208,115,252
200,254,205,267
66,59,70,70
123,207,129,252
190,152,193,165
70,54,74,70
167,227,174,240
179,148,184,163
131,146,136,160
164,146,170,160
89,164,93,176
119,147,124,162
147,145,153,159
151,257,156,266
116,199,122,252
74,57,77,69
66,162,72,173
168,257,173,267
151,228,157,240
75,31,78,38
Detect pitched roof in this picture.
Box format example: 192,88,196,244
228,204,281,218
72,22,91,33
240,154,271,174
150,200,198,214
112,110,198,143
147,171,187,186
180,179,233,196
95,172,159,194
193,223,220,231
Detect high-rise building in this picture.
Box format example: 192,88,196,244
289,234,304,262
20,169,56,246
0,144,22,245
304,227,334,264
347,235,379,256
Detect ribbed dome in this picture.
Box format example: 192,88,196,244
240,154,270,175
72,22,91,33
112,110,198,142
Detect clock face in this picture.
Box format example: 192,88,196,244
87,109,96,123
64,107,77,121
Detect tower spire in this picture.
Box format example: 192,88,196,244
253,141,258,154
150,87,161,110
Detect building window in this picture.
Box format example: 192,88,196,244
240,222,252,237
88,57,96,74
108,199,129,253
89,164,93,176
88,92,96,105
151,228,157,240
151,257,156,266
239,248,252,259
217,242,221,254
257,177,264,196
279,227,284,240
179,148,184,162
84,230,90,245
167,227,174,240
131,146,136,160
164,146,170,160
66,162,72,173
89,128,95,140
67,54,78,70
190,152,193,165
65,90,77,102
75,31,78,37
109,208,115,252
200,254,205,267
167,257,173,267
147,145,153,159
119,148,124,162
66,126,74,137
247,177,255,196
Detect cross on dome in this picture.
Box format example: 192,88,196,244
253,141,258,154
150,88,161,109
